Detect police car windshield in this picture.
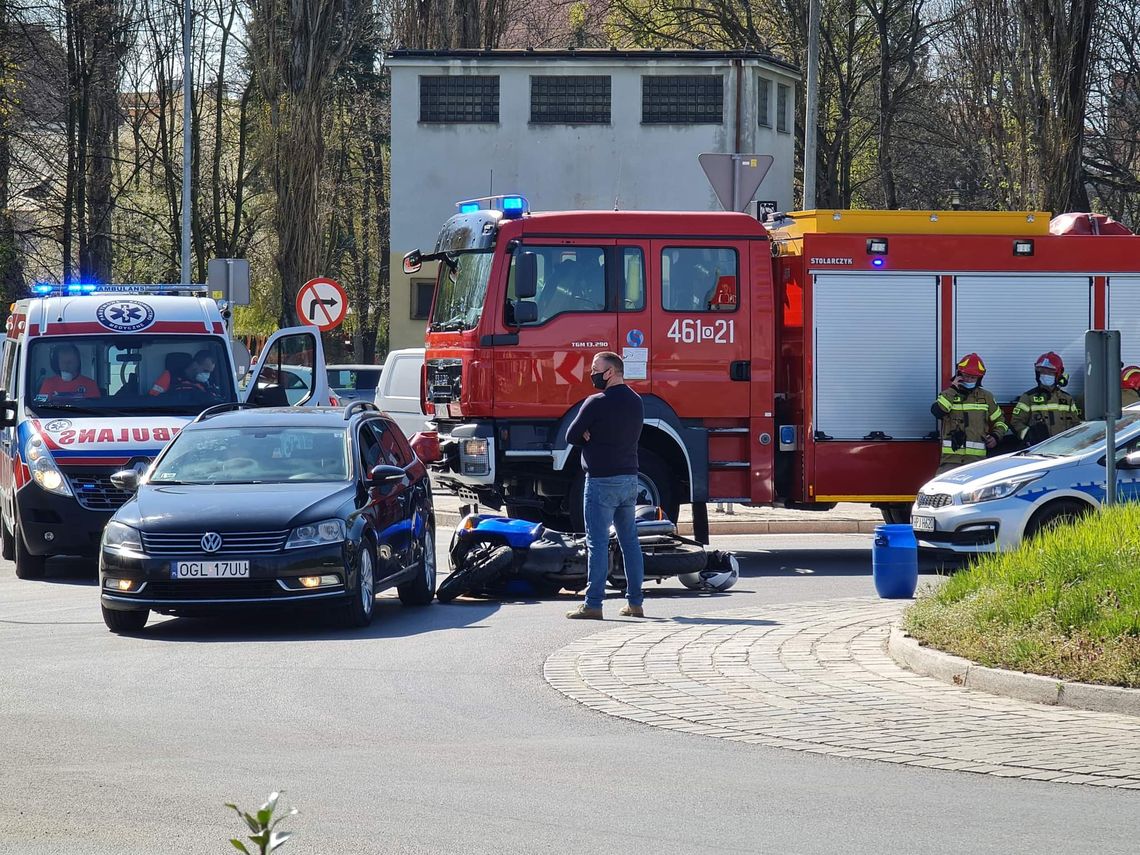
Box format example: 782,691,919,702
25,334,236,416
150,427,350,484
1026,409,1140,458
429,251,494,332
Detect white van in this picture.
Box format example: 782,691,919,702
0,284,331,578
374,348,427,438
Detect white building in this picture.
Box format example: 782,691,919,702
385,49,801,351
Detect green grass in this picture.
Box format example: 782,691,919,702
904,503,1140,687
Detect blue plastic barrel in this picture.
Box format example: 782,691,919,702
872,524,918,599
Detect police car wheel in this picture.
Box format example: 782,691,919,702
1024,499,1089,540
14,522,45,580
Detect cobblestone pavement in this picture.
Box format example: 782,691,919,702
544,598,1140,789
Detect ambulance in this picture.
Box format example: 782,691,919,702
0,283,332,578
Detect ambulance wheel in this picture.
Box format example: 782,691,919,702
14,523,46,580
880,504,912,525
1,518,14,561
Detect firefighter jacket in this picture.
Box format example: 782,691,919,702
931,384,1009,466
1010,386,1081,444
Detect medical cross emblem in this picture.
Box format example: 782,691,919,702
95,300,156,332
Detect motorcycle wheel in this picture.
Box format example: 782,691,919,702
641,543,708,577
436,545,513,603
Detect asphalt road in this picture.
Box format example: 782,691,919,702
0,534,1135,854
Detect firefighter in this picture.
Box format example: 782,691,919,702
1010,352,1081,446
1123,366,1140,408
931,353,1009,474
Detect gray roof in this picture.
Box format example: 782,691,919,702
385,48,799,75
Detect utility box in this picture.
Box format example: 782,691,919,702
1085,330,1122,420
207,258,251,306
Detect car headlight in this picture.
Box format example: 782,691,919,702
285,519,346,549
960,476,1042,505
26,436,72,497
102,520,145,556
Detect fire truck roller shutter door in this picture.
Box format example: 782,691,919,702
813,274,939,440
1108,275,1140,370
955,275,1091,403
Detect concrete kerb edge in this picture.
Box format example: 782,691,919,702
433,511,874,536
888,627,1140,717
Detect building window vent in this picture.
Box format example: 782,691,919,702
642,75,724,124
419,75,499,124
530,75,611,124
758,76,771,128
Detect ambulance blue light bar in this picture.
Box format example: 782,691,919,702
29,283,209,297
455,194,530,219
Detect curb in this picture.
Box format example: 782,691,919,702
433,511,878,536
888,627,1140,717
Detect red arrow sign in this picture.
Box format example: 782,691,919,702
296,277,347,331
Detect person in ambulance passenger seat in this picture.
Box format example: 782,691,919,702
38,344,100,399
1123,366,1140,408
1010,351,1082,446
167,350,223,400
930,352,1009,475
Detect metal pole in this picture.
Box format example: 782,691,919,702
181,0,192,284
1106,415,1116,506
802,0,820,210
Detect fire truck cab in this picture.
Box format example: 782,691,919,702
0,284,332,578
410,197,1140,535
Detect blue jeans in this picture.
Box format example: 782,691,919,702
583,474,644,609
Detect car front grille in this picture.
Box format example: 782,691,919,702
66,469,134,512
142,579,285,600
140,530,290,556
916,493,952,509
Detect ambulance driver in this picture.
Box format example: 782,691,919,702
38,344,100,399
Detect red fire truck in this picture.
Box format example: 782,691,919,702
405,197,1140,537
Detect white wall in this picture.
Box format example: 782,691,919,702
387,55,800,350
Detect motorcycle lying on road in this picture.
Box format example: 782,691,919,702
438,506,738,603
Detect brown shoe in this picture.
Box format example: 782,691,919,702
566,605,604,620
619,604,645,618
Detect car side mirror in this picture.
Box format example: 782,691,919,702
1122,451,1140,470
513,300,538,325
515,252,538,299
369,464,405,488
110,469,140,492
403,249,422,274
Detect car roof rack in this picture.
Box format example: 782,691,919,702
195,402,257,422
343,400,380,420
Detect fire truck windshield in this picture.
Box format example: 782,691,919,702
25,334,236,416
429,251,494,332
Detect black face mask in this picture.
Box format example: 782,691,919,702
590,371,608,390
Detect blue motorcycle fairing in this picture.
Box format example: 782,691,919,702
456,514,544,549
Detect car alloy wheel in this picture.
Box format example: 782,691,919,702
359,546,375,617
341,540,377,628
398,526,436,606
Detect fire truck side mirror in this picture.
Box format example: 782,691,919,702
403,250,422,274
515,252,538,299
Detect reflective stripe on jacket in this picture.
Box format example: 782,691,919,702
1010,387,1081,440
933,384,1008,465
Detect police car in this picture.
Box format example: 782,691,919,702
0,284,333,579
911,406,1140,554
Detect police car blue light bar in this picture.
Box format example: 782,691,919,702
455,194,530,219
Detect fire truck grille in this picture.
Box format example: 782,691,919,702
916,493,952,509
427,358,462,403
66,469,135,512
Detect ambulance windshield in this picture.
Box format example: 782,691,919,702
25,335,236,415
429,251,494,332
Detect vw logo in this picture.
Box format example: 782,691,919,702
200,532,223,553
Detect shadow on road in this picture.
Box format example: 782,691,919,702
729,547,953,578
137,596,501,643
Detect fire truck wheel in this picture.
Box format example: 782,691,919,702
566,449,681,532
880,504,912,525
14,521,46,580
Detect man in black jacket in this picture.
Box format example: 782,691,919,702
565,352,646,619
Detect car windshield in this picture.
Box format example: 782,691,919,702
429,251,494,332
327,367,381,392
25,334,235,416
150,427,350,485
1026,410,1140,458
